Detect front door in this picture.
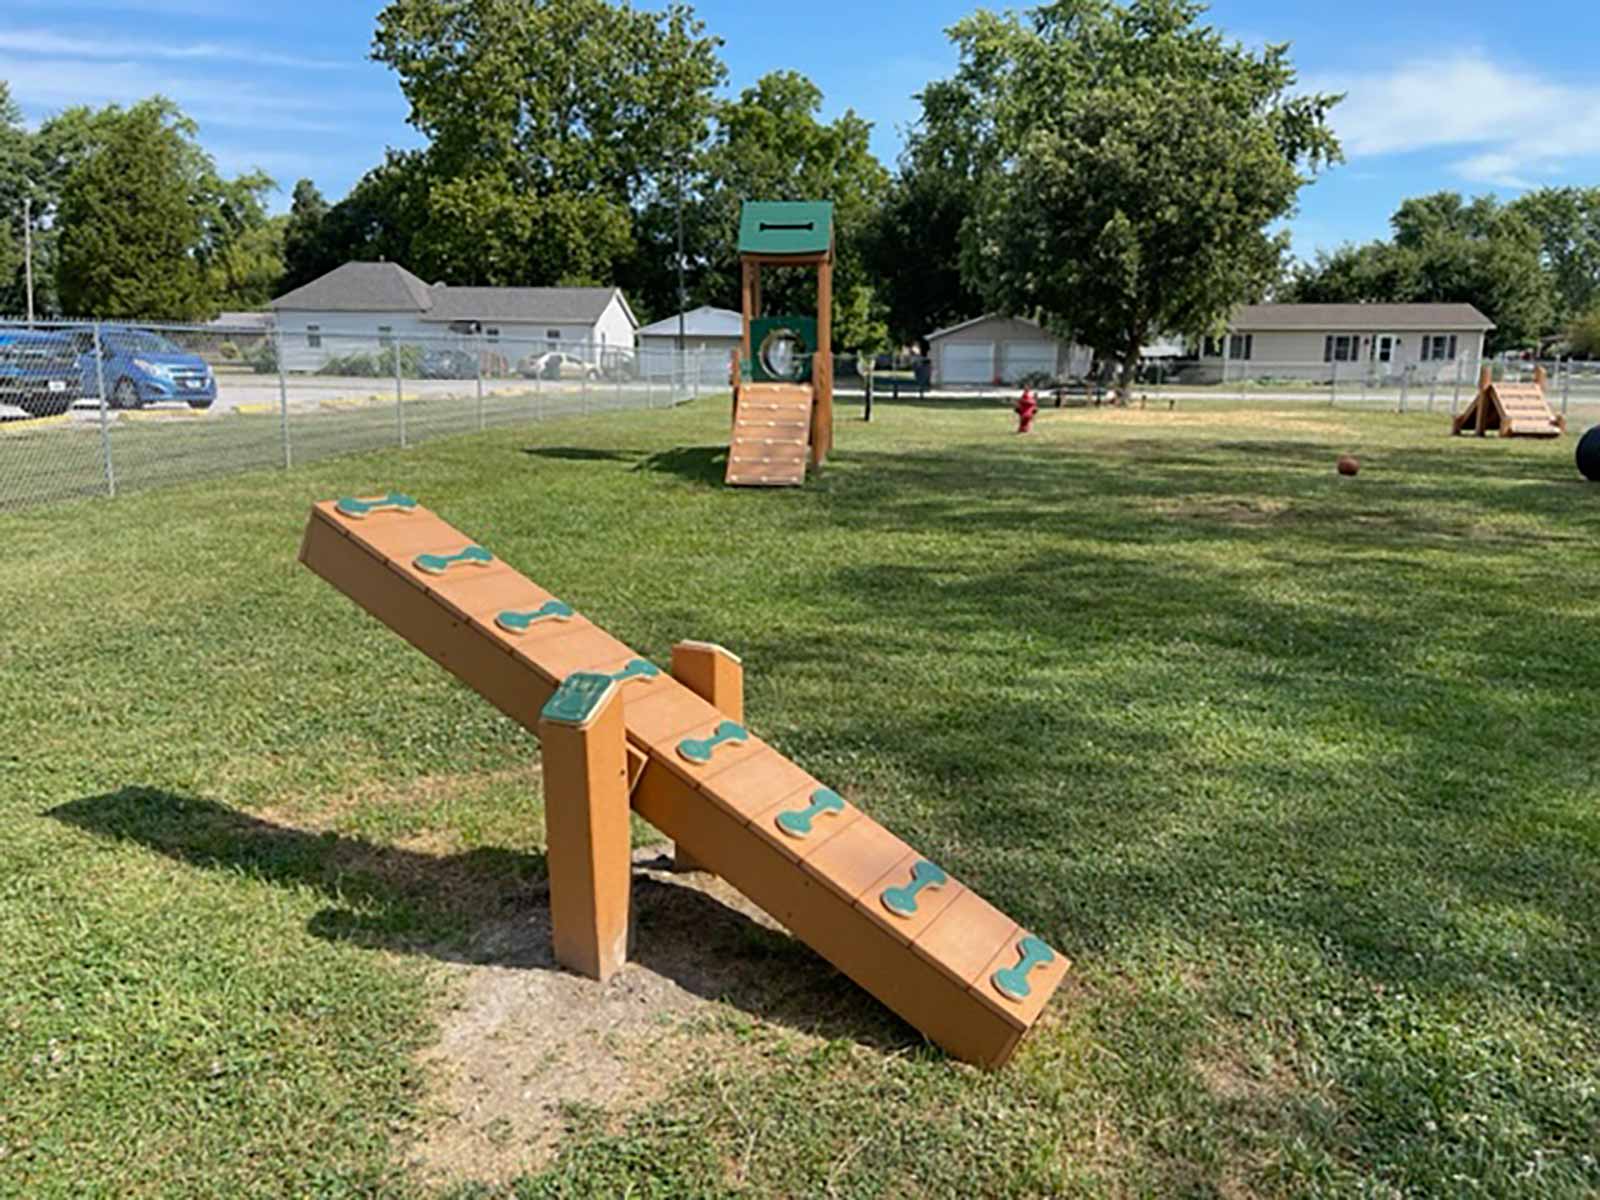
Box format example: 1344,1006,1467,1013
1374,334,1404,376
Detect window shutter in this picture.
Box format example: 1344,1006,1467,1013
1324,336,1333,363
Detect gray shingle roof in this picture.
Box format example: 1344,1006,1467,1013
269,262,436,312
637,306,742,338
425,287,625,326
1234,303,1495,331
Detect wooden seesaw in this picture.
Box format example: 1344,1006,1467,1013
1452,365,1563,438
298,492,1068,1068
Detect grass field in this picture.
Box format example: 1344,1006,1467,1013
2,394,1597,1197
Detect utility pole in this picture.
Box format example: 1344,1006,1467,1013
23,195,35,324
676,155,687,371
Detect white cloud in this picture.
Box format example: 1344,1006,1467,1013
1312,51,1600,188
0,30,347,71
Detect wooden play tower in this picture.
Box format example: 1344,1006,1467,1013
726,201,835,487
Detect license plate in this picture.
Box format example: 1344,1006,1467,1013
47,381,66,392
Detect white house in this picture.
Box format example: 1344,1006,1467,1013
268,262,638,373
636,305,742,383
926,315,1094,386
1199,303,1495,382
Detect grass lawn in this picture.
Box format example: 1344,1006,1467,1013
2,394,1598,1197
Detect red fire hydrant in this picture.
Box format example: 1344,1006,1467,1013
1015,387,1038,434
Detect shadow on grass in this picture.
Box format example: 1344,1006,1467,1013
522,447,647,464
48,787,920,1055
634,444,728,487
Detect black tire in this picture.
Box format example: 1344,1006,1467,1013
187,398,214,411
1578,426,1600,482
112,377,142,410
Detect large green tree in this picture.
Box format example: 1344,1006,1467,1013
1287,192,1557,353
934,0,1340,395
371,0,725,287
53,97,280,319
1507,187,1600,326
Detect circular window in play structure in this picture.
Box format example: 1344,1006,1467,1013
758,327,806,381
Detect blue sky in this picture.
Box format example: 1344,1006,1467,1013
3,0,1598,263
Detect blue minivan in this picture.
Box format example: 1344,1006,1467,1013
68,325,217,409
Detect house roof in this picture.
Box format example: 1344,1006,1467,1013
926,313,1054,341
637,305,743,339
1232,303,1495,332
269,262,436,313
269,263,636,328
425,286,634,328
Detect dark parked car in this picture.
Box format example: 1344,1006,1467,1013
0,332,82,416
418,348,479,380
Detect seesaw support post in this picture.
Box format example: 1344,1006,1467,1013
538,674,632,982
669,641,744,874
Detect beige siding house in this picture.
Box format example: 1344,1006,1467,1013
926,315,1093,385
1199,303,1494,383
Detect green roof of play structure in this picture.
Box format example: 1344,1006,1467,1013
738,201,834,256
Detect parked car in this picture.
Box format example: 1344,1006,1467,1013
418,347,479,380
0,331,82,416
518,351,600,381
601,350,637,382
68,325,217,409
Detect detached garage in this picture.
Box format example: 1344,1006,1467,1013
927,315,1085,386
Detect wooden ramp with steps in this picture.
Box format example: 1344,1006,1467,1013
1453,369,1563,439
300,497,1068,1067
727,383,814,487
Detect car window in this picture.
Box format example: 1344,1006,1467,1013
109,331,184,355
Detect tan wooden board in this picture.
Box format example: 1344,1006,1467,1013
692,743,822,821
621,681,724,753
857,851,966,947
528,627,650,682
972,931,1071,1031
747,784,864,864
804,817,915,908
910,890,1020,995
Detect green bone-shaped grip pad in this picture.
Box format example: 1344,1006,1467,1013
495,600,574,633
607,659,660,685
336,491,417,518
541,672,616,726
880,860,949,918
775,788,846,839
676,720,748,765
992,936,1056,1002
413,545,494,575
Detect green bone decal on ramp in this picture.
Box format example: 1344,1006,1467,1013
992,936,1055,1002
606,659,660,685
496,600,574,632
677,720,748,764
776,788,846,839
413,545,494,575
881,861,948,917
336,492,417,518
541,672,617,726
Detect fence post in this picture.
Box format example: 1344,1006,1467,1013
475,334,486,432
615,359,623,411
692,348,702,401
393,341,406,448
1560,357,1570,417
275,328,292,469
1330,357,1338,407
92,321,115,499
1398,366,1409,414
1452,356,1464,416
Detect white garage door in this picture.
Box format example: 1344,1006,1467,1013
940,342,995,384
1000,341,1058,382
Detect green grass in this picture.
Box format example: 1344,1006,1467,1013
2,395,1598,1197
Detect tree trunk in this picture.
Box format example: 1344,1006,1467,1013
1117,333,1142,405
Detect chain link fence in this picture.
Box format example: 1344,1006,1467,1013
0,319,710,511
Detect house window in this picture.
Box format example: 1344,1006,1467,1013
1229,334,1253,361
1421,335,1457,362
378,325,395,349
1203,336,1222,357
1324,334,1360,363
306,325,322,350
546,329,562,350
485,327,500,345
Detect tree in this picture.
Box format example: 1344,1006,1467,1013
1286,192,1557,353
864,80,989,346
1508,187,1600,326
371,0,725,287
694,72,891,350
1569,308,1600,359
933,0,1340,396
280,179,333,292
56,100,209,318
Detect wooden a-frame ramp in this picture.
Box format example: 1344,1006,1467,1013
1452,365,1563,439
300,495,1066,1068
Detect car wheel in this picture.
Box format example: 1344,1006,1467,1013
112,378,142,410
586,368,600,381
